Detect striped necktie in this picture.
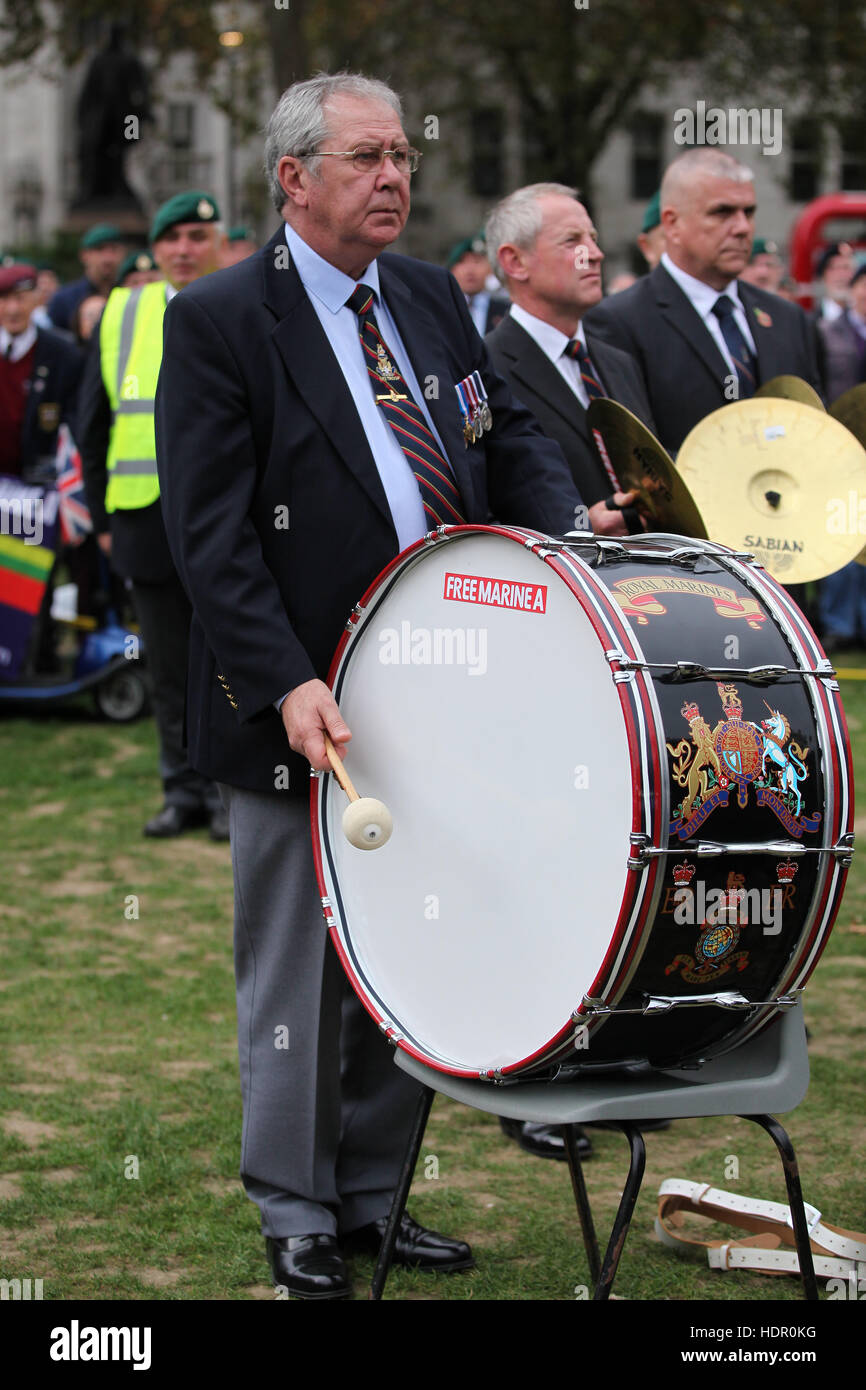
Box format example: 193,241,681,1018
346,283,465,527
712,295,757,398
564,338,606,400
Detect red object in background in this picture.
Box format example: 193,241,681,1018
789,193,866,308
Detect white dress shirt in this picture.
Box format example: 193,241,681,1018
661,251,757,379
819,298,844,324
275,224,448,709
0,323,37,362
284,223,439,550
466,291,491,337
508,303,596,409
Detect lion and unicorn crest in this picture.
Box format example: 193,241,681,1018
666,682,821,839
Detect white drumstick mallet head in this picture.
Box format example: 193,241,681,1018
342,797,393,850
323,734,392,851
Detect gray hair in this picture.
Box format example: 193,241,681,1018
484,183,580,282
264,71,403,213
661,149,754,213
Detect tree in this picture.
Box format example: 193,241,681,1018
5,0,866,201
306,0,866,201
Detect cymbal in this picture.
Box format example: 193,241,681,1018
677,398,866,583
829,386,866,565
830,382,866,442
586,398,708,539
755,375,825,411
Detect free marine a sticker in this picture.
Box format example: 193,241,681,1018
443,571,547,613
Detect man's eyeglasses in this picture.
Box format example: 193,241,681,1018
306,146,422,175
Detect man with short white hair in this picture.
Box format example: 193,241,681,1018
155,72,583,1299
586,149,822,455
486,182,654,537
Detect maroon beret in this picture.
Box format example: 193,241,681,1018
0,262,38,294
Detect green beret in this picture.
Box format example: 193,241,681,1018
641,192,661,235
228,225,255,243
149,191,220,244
116,249,158,285
80,223,123,250
751,237,779,260
447,232,486,267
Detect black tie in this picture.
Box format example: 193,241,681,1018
346,284,465,528
712,295,756,398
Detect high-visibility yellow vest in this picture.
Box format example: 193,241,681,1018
100,281,166,512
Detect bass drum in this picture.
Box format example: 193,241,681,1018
312,527,852,1080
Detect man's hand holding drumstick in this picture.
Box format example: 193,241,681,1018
282,679,392,850
280,678,352,772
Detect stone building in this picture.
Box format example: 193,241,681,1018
2,33,863,279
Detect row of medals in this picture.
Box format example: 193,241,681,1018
462,398,493,445
375,340,492,443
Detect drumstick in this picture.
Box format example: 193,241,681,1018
323,734,393,850
324,734,360,801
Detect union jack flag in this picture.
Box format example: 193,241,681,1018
55,423,92,547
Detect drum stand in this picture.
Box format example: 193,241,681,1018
370,1002,817,1301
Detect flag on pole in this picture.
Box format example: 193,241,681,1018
55,424,92,547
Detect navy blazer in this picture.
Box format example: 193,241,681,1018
155,227,583,793
19,328,83,482
584,264,823,455
486,314,657,505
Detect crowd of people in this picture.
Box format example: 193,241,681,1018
2,68,865,1297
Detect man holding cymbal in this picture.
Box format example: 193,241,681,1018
585,149,822,457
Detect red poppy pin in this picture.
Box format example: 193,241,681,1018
754,307,773,328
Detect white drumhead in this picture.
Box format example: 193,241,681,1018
320,531,635,1073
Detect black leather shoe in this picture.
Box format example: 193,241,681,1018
143,804,207,838
266,1234,350,1300
343,1212,474,1272
499,1117,593,1160
209,807,230,842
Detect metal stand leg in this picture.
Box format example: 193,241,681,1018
741,1113,819,1302
562,1125,601,1286
369,1085,435,1301
593,1123,646,1301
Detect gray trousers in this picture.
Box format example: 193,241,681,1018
222,785,423,1239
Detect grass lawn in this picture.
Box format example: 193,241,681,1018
1,655,864,1303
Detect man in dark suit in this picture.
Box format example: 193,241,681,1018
486,184,661,1162
585,149,823,456
47,223,125,335
486,182,653,537
447,233,509,335
816,264,866,649
154,73,585,1300
819,263,866,403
